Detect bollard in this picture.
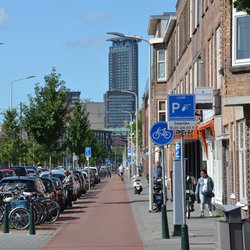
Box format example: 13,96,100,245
181,224,190,250
161,204,170,239
29,203,36,235
3,203,9,233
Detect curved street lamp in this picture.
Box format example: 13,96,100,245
107,31,155,211
10,75,36,109
111,88,139,177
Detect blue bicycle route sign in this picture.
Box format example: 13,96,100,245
168,94,195,121
85,147,92,158
150,121,174,146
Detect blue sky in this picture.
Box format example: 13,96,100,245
0,0,176,121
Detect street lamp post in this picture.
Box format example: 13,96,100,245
120,110,133,178
112,89,138,177
10,75,35,109
107,31,155,211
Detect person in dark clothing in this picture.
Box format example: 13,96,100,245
62,170,74,208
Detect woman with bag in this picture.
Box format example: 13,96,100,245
195,169,214,217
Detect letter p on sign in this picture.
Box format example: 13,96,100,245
172,103,180,113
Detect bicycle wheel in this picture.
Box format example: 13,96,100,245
44,200,60,224
9,207,30,230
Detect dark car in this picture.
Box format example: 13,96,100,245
50,177,67,211
0,169,16,178
73,170,86,195
0,176,46,197
10,166,27,176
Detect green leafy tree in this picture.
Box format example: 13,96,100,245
231,0,250,14
23,68,69,166
66,102,91,165
0,109,24,166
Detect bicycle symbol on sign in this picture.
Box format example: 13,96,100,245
152,127,172,140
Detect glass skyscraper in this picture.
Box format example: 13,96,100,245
105,37,139,128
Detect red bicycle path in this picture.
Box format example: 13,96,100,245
41,175,143,250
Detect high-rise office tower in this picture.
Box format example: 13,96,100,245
105,37,139,128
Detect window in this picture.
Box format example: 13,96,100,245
189,67,193,93
158,100,167,121
216,27,221,89
189,0,193,37
194,0,199,28
208,38,213,88
157,50,166,81
232,4,250,65
185,73,189,94
238,120,247,203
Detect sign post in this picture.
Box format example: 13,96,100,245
150,121,174,239
168,94,195,250
85,147,92,190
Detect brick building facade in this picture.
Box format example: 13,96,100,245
142,0,250,216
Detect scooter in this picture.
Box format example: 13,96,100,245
153,179,163,212
133,179,143,194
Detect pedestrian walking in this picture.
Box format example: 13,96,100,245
186,172,196,211
118,164,124,181
195,169,214,217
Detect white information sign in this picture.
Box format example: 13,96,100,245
168,121,195,130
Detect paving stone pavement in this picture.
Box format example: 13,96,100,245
126,175,221,250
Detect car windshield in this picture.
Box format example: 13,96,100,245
41,179,53,193
0,180,35,192
2,171,14,177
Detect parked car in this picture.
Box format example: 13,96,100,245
73,170,86,195
50,177,67,211
0,169,16,179
10,166,27,176
0,176,47,197
40,177,57,199
26,169,37,177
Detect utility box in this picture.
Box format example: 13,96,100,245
242,220,250,250
217,205,243,250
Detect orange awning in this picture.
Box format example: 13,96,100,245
197,119,215,156
197,119,215,137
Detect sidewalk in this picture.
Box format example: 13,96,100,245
126,175,220,250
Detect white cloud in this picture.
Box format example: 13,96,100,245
67,38,105,48
0,8,8,26
81,11,109,22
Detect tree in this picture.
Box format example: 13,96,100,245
0,109,24,165
231,0,250,14
66,102,91,165
23,68,69,166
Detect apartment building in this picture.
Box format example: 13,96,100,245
143,0,250,215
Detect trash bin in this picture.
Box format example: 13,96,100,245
217,205,243,250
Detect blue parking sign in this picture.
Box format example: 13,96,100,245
168,94,195,121
85,147,91,158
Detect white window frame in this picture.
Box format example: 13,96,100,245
232,4,250,66
189,0,193,38
193,60,198,89
189,67,193,93
216,27,222,89
194,0,199,28
157,50,166,81
238,120,247,203
185,73,189,94
208,38,213,88
158,100,167,121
